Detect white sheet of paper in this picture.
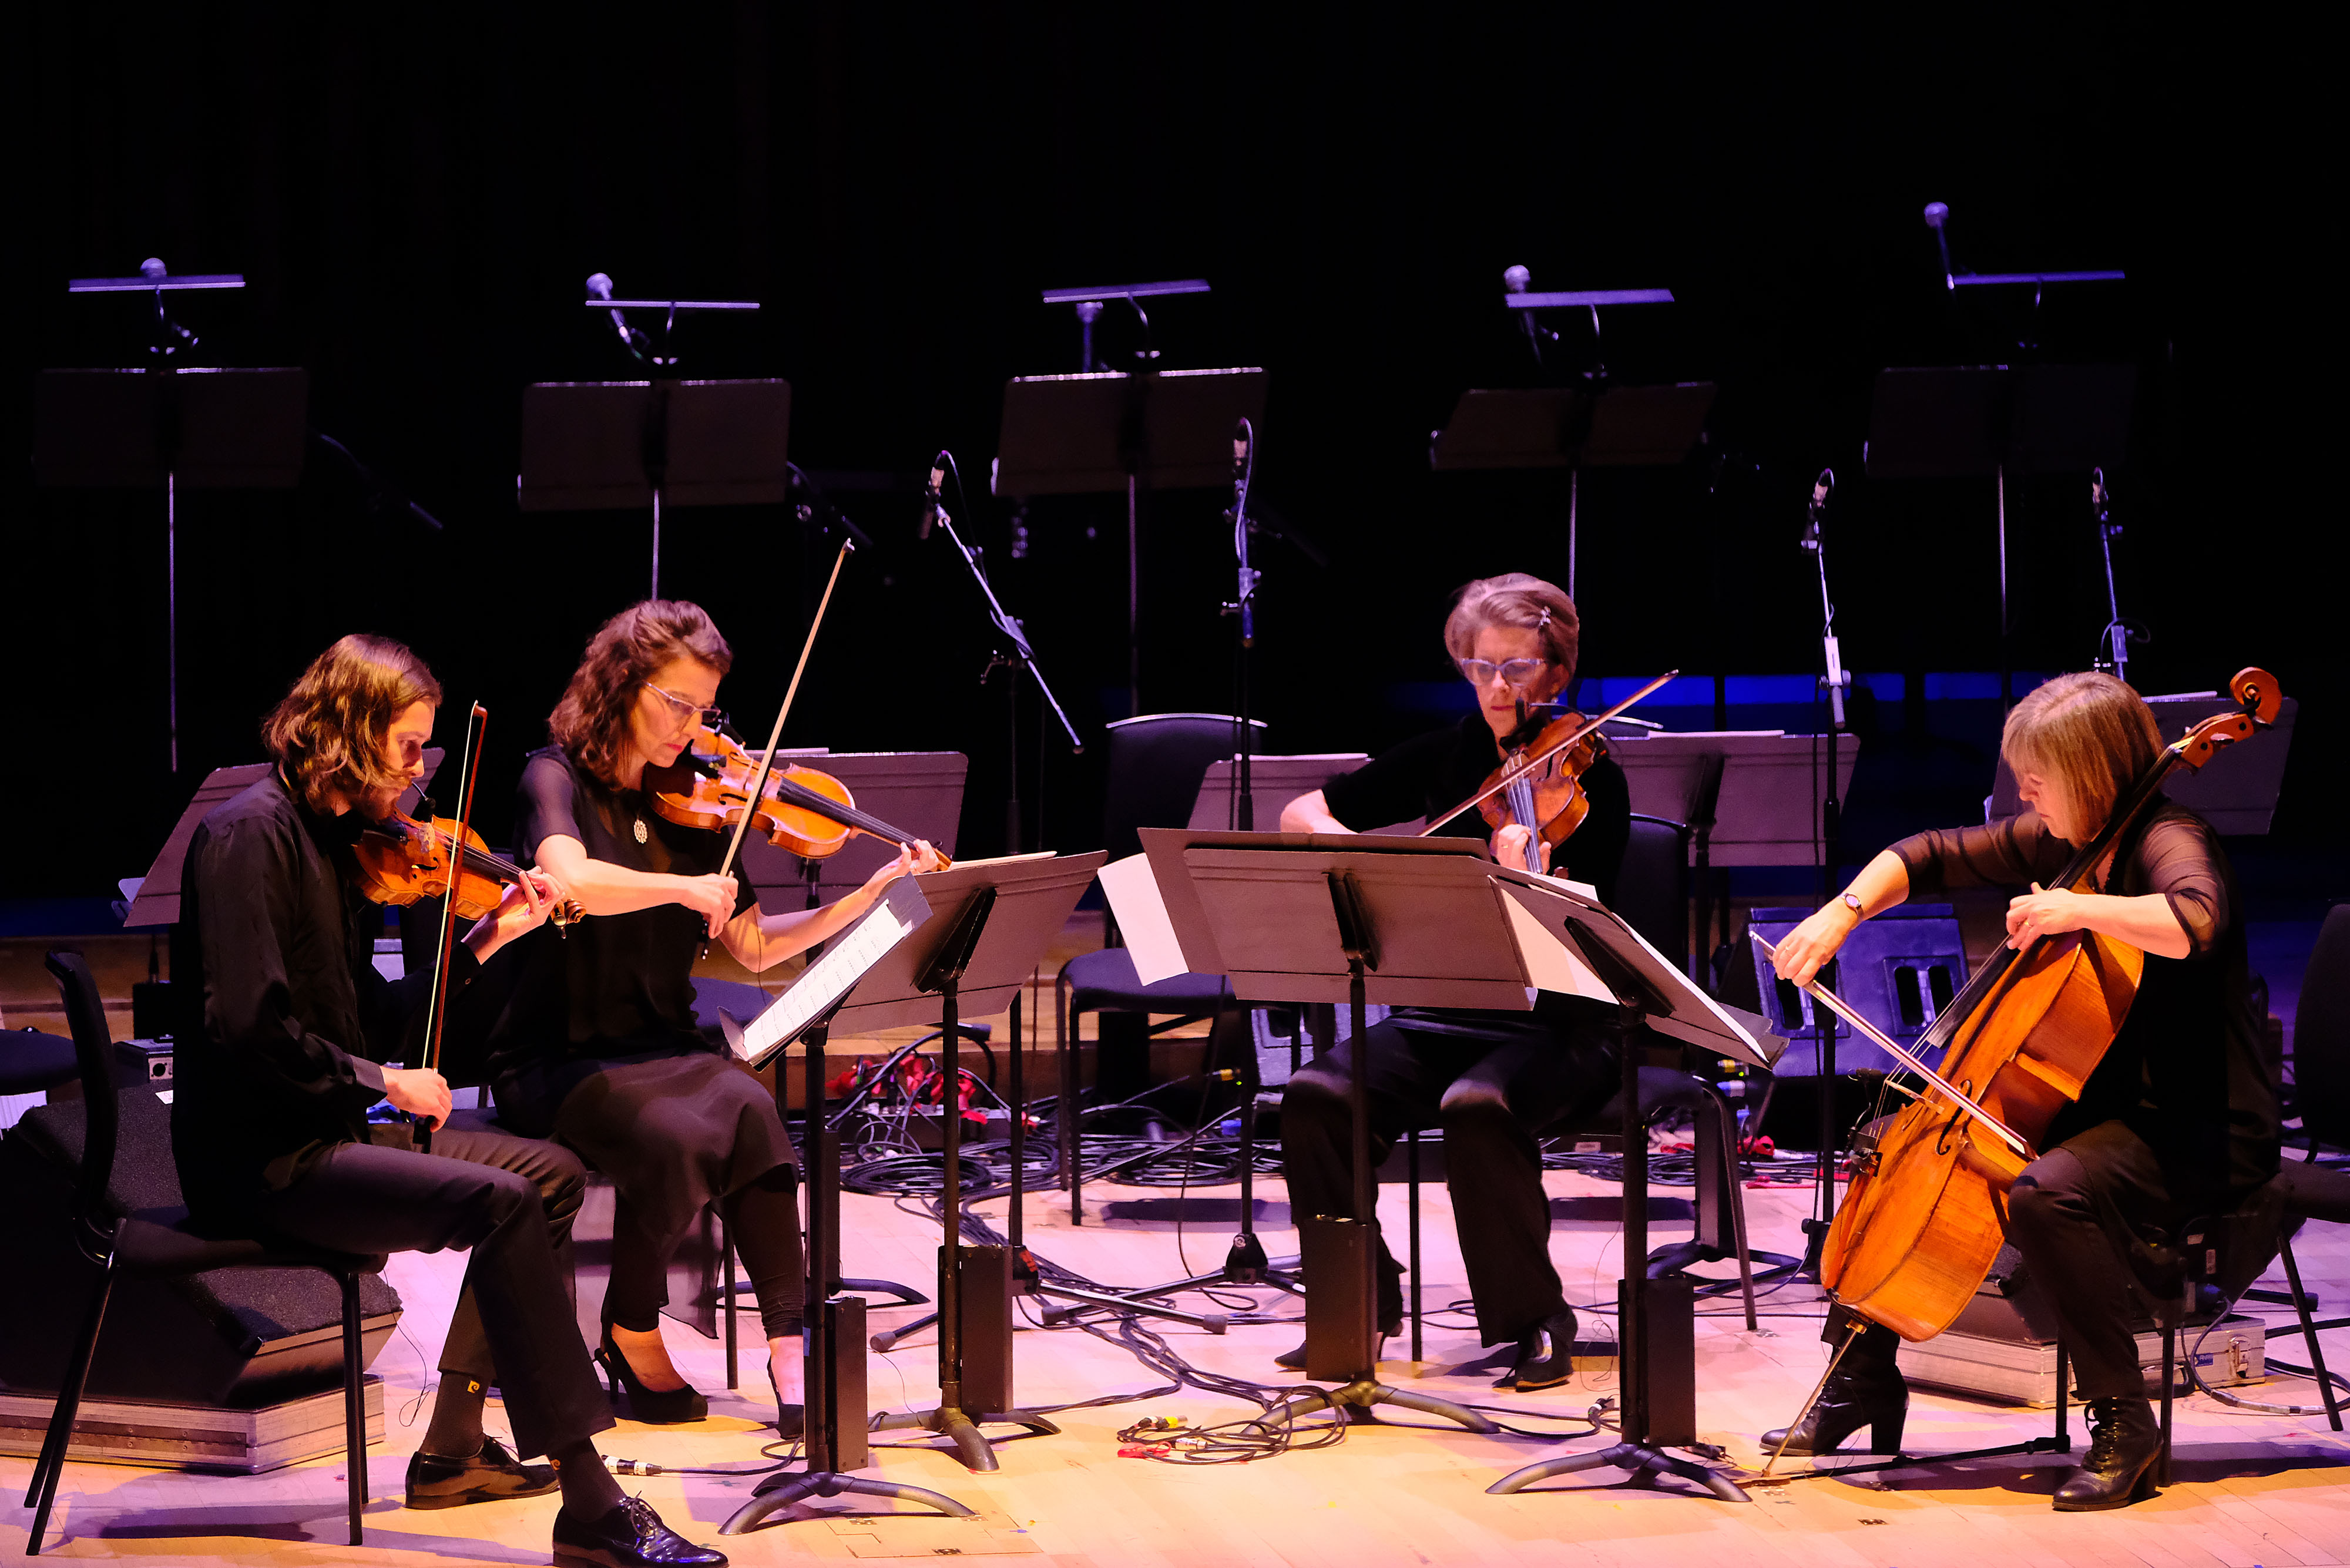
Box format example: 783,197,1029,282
1097,852,1190,986
1498,889,1616,1003
737,896,921,1066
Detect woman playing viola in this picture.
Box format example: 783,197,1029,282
1276,572,1631,1390
1763,670,2278,1511
483,600,941,1431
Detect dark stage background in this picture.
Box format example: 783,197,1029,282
7,6,2336,905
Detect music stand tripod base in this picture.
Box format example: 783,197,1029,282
1488,1440,1750,1502
870,1405,1064,1473
724,1469,976,1535
1270,1379,1499,1435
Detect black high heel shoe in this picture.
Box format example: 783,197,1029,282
767,1357,803,1439
596,1326,709,1424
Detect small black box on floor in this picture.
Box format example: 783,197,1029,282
112,1036,173,1089
954,1243,1015,1413
1627,1276,1696,1446
1300,1215,1377,1382
821,1296,868,1471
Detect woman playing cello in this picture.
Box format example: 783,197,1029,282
482,601,941,1432
1764,670,2278,1510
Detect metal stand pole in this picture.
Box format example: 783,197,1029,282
167,470,179,773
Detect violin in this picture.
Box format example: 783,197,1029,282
1419,669,1678,875
645,724,953,868
1790,667,2283,1348
352,808,584,929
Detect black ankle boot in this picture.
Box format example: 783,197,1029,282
2053,1396,2163,1511
1502,1309,1580,1392
1761,1360,1909,1456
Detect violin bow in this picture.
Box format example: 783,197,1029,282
418,700,488,1146
716,538,855,887
1418,668,1680,839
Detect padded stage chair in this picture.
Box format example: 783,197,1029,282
0,1028,78,1099
25,951,386,1554
1055,714,1264,1221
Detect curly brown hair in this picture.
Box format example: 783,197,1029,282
261,635,443,807
549,600,734,787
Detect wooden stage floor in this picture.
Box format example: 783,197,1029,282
8,1157,2350,1567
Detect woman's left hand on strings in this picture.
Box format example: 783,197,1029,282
2005,882,2090,949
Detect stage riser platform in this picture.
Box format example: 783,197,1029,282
0,1375,382,1473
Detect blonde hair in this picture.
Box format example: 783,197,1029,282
2000,671,2164,838
262,635,442,807
549,600,734,787
1442,573,1580,679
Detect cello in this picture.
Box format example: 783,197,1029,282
1765,668,2282,1382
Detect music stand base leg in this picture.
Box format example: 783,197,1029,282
1269,1379,1499,1435
720,1469,978,1535
870,1405,1062,1471
1488,1441,1750,1502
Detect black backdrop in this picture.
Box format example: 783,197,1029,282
8,5,2335,899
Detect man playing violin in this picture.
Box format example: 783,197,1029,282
173,634,727,1566
1764,671,2277,1511
1276,572,1630,1389
482,600,941,1434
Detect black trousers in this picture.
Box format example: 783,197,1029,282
504,1050,805,1340
1840,1118,2223,1402
1280,1012,1617,1345
245,1130,610,1459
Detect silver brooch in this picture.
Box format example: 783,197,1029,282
633,817,649,845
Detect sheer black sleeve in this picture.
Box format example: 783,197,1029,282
1322,727,1458,833
2130,811,2230,961
192,815,387,1110
1892,810,2071,895
514,751,583,863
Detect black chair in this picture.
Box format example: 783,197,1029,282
2290,904,2350,1153
24,951,385,1554
1,1028,79,1099
1542,814,1794,1330
1056,714,1265,1220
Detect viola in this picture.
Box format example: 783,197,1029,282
1419,669,1678,874
1800,667,2282,1345
352,808,584,929
645,724,953,868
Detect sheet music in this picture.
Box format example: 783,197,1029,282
735,888,924,1068
1098,852,1189,985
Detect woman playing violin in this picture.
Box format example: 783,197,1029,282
482,600,941,1432
1764,670,2277,1511
1276,572,1630,1390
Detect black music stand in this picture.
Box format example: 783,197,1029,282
1988,691,2300,834
992,368,1268,717
730,854,1101,1486
714,878,977,1532
1865,364,2134,707
34,367,308,773
518,378,791,600
1140,827,1550,1436
1477,869,1777,1502
1429,382,1714,601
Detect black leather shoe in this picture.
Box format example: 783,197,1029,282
1761,1364,1909,1456
404,1436,558,1509
1502,1308,1580,1392
553,1496,728,1567
2053,1396,2163,1511
596,1327,709,1424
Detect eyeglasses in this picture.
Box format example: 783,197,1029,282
643,681,721,731
1457,657,1552,689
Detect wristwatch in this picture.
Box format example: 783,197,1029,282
1840,892,1865,919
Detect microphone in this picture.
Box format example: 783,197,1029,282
586,272,650,355
1504,264,1542,363
1922,203,1954,287
918,450,949,540
1810,468,1834,520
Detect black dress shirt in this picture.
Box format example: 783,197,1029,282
1891,801,2278,1200
170,770,478,1223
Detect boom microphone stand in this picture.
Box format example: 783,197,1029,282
2089,468,2145,685
921,452,1083,852
1221,419,1262,830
